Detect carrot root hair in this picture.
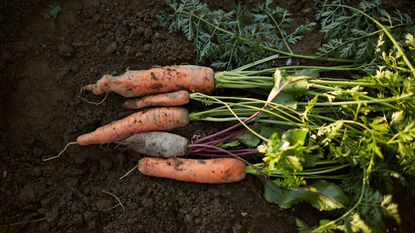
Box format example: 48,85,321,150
43,141,78,161
101,190,125,218
76,91,109,105
119,165,138,180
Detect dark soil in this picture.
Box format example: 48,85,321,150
0,0,414,232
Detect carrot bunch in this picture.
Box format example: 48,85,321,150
48,65,248,184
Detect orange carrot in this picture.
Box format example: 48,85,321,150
138,157,246,183
123,90,189,109
83,65,214,97
44,107,189,161
77,107,189,145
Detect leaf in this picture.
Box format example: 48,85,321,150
281,181,349,210
296,219,312,233
295,69,320,78
259,125,280,139
350,213,372,233
282,128,308,147
263,178,284,204
237,131,260,148
159,0,314,69
273,92,297,109
218,140,240,149
286,156,303,171
369,117,388,132
281,77,310,95
263,180,349,211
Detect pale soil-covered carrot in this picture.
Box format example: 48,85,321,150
121,132,188,158
138,157,246,183
123,90,189,109
83,65,214,97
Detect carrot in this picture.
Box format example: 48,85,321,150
44,107,189,161
78,107,189,145
121,132,188,158
138,157,246,183
123,90,189,109
83,65,214,97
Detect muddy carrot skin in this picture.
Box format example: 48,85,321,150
123,132,188,158
123,90,190,109
138,157,246,183
76,107,189,145
84,65,215,97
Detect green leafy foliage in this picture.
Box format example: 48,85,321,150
261,34,414,231
301,188,401,233
158,0,315,69
237,31,415,232
314,0,413,62
262,129,310,173
182,2,415,232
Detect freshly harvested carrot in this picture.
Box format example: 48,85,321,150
44,107,189,161
83,65,214,97
123,90,189,109
138,157,246,183
77,107,189,145
121,132,188,157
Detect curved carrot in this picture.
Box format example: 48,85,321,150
83,65,214,97
77,107,189,145
123,90,189,109
138,157,246,183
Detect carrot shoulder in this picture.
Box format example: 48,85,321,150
84,65,215,97
123,90,189,109
77,107,189,145
138,157,246,183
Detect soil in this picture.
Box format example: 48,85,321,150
0,0,414,233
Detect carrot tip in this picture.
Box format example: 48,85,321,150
81,84,93,91
43,141,78,162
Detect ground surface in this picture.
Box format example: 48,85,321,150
0,0,414,232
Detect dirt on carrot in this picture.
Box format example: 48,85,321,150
77,107,189,145
45,107,190,161
83,65,214,97
138,157,246,183
123,90,190,109
121,132,188,157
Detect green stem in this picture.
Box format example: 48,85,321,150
193,95,269,141
297,93,413,107
246,163,350,178
194,116,309,128
308,79,377,87
294,164,350,175
190,94,303,122
312,169,368,232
